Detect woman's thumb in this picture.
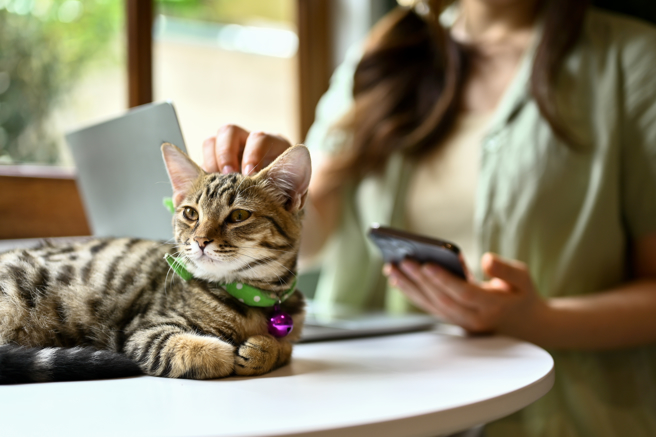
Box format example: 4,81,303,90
481,253,531,291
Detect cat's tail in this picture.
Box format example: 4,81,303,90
0,345,143,384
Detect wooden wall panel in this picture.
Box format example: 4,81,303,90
0,172,91,240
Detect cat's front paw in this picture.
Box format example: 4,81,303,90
164,333,235,379
234,335,291,376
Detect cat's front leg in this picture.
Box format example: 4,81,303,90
125,327,235,379
234,334,292,376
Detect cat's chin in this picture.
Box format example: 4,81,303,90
188,255,252,285
188,261,228,283
191,266,262,289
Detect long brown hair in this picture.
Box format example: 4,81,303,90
330,0,590,183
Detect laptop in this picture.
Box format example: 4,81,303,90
65,101,437,341
66,101,186,241
299,311,437,343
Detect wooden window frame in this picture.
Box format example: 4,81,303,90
296,0,332,142
126,0,154,108
126,0,333,140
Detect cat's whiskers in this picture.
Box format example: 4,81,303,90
236,247,296,269
164,250,184,294
163,249,188,295
245,155,267,177
164,264,174,296
234,258,258,280
235,251,295,287
239,258,287,290
237,245,293,255
156,238,178,249
235,251,295,283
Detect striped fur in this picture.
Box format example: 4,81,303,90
0,145,310,383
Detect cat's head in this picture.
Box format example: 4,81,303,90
161,142,311,291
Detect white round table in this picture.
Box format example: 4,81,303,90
0,329,553,437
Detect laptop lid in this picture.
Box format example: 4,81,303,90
66,101,186,241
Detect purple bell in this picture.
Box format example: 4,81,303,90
268,304,294,338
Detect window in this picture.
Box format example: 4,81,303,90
153,0,298,162
0,0,125,167
0,0,337,239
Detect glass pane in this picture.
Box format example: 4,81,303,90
154,0,298,164
0,0,126,166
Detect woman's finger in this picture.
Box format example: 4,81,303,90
214,124,250,174
396,261,455,311
392,263,478,326
481,252,531,292
398,261,488,329
202,136,219,173
242,131,292,175
387,266,443,317
402,261,481,310
420,263,494,310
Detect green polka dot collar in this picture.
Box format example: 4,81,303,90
164,254,296,308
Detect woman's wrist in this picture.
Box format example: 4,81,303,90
498,280,656,350
496,295,554,347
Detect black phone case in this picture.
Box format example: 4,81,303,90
368,224,467,280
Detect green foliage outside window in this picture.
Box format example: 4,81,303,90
0,0,121,165
0,0,292,165
156,0,293,26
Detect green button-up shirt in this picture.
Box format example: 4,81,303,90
306,7,656,437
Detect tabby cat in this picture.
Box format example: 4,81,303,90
0,143,310,383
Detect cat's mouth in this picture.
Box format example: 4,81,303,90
187,251,244,283
185,242,217,262
193,252,218,264
184,243,245,281
192,251,239,269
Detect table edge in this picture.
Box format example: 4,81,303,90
261,356,555,437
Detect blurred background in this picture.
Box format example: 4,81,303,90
0,0,398,168
0,0,652,241
0,0,654,300
0,0,297,167
0,0,393,240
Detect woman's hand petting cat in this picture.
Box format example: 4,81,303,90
384,253,549,336
202,124,291,175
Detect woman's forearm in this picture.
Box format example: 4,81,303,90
504,279,656,350
298,153,346,270
299,198,334,269
298,188,343,271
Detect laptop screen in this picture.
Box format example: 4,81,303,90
66,101,187,241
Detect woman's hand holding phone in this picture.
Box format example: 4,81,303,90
383,253,548,336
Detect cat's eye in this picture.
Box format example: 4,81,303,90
183,207,199,221
227,209,251,223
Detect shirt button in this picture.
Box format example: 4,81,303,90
483,133,502,151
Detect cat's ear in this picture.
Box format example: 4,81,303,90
260,145,311,212
161,142,205,206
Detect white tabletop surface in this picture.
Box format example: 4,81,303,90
0,329,554,437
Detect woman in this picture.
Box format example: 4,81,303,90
203,0,656,435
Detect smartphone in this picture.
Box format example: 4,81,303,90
367,224,468,280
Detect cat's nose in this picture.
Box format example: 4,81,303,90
194,237,214,250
